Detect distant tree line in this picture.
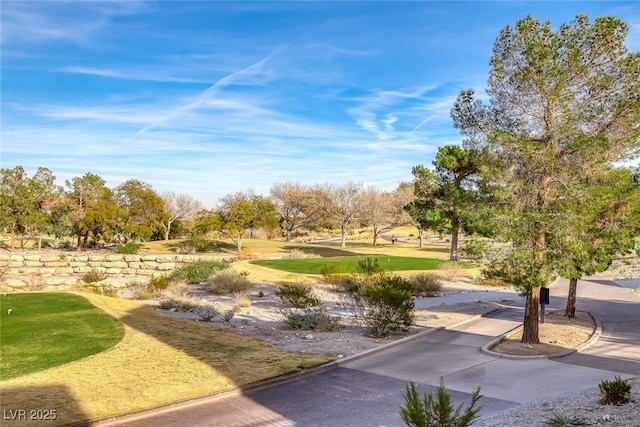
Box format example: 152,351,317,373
0,167,426,252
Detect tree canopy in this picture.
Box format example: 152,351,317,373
451,14,640,343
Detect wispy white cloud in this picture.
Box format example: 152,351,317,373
133,54,275,138
1,1,149,46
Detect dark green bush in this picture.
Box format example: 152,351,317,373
351,274,415,337
356,257,384,276
276,283,321,308
115,243,141,254
599,376,631,405
410,273,442,297
281,307,340,331
168,260,229,284
400,379,482,427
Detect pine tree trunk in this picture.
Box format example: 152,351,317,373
418,228,423,248
565,278,578,319
450,223,459,261
10,227,15,253
522,287,540,344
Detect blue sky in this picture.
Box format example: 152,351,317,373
2,1,639,208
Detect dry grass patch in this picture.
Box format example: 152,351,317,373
0,292,331,426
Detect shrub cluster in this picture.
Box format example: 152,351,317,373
129,275,173,299
276,283,321,308
115,243,141,254
81,269,107,283
193,305,218,322
208,270,252,294
356,257,383,276
82,284,117,297
168,260,229,285
599,376,631,405
281,307,340,331
321,261,351,287
351,274,415,337
233,291,252,308
438,261,467,280
158,297,203,313
400,379,482,427
410,273,442,297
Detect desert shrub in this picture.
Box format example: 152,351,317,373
24,276,47,291
276,283,321,308
438,262,467,280
475,276,508,287
281,307,340,331
544,411,589,426
137,289,153,300
82,284,118,297
233,291,252,307
222,310,235,322
356,257,384,276
599,376,631,405
149,275,170,291
158,297,202,313
169,260,229,284
400,379,482,427
410,273,442,297
351,274,415,337
208,270,252,294
129,275,172,299
163,280,192,298
321,261,351,286
82,269,107,283
115,243,141,254
194,305,218,322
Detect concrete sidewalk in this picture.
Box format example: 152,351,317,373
99,277,639,427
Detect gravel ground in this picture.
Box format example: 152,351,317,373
478,377,640,427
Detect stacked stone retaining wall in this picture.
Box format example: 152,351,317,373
0,251,234,289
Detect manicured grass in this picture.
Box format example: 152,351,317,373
0,293,332,425
250,255,476,274
0,292,125,379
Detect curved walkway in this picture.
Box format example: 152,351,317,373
98,277,639,427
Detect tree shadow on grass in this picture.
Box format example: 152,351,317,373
0,384,87,427
282,244,375,258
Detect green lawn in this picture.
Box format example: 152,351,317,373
0,292,125,379
250,255,475,274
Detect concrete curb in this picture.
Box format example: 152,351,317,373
480,310,603,360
